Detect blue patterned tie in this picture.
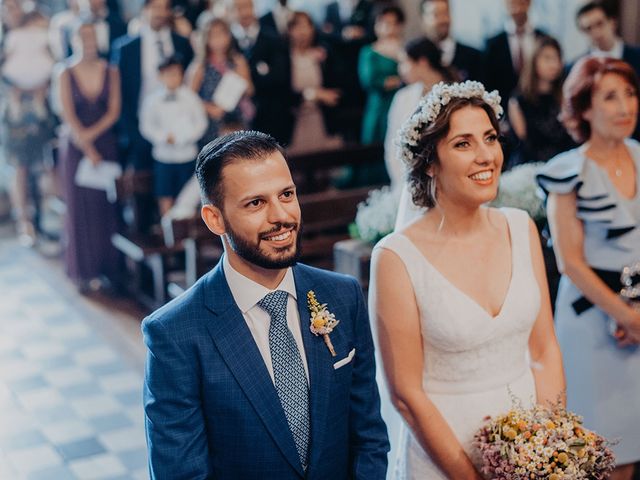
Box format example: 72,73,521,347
258,290,310,469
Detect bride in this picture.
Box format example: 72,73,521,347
369,81,566,479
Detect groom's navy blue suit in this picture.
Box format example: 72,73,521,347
142,260,389,479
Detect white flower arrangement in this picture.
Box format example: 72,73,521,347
492,162,546,223
353,186,401,244
397,80,503,166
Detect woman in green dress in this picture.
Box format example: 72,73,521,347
358,6,405,145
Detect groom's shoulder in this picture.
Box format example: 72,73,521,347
142,269,213,333
295,262,359,288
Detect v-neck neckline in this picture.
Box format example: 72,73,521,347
400,209,515,320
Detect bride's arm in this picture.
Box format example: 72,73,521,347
370,247,484,480
526,217,566,406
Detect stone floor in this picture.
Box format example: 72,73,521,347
0,231,148,479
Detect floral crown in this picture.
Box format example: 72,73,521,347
397,80,503,165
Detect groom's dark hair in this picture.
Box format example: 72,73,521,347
195,130,288,207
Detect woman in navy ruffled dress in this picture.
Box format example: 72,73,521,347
537,57,640,480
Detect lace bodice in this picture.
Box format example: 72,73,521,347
376,208,540,395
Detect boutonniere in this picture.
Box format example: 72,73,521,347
307,290,339,357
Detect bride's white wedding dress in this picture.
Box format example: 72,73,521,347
375,207,539,479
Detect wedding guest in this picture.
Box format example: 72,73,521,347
227,0,293,146
286,11,342,155
484,0,545,109
58,20,121,290
507,35,574,168
573,0,640,140
537,57,640,480
385,37,456,188
358,5,404,145
111,0,194,171
573,1,640,75
188,17,253,148
322,0,374,142
0,0,56,246
259,0,292,38
84,0,127,58
48,0,81,61
420,0,483,82
140,55,207,215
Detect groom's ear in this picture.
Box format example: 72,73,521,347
201,204,226,236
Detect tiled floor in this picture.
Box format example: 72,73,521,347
0,240,148,479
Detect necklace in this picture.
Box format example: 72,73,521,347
613,156,624,177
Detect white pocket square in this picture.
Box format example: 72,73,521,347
333,348,356,370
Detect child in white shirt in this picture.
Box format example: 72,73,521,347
140,55,207,215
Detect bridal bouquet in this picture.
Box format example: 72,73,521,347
474,400,615,479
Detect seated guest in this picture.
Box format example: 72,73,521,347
227,0,294,146
484,0,545,109
140,55,207,216
358,5,404,145
385,37,456,189
58,20,121,290
420,0,483,82
189,17,254,148
322,0,375,142
111,0,194,171
286,11,343,155
507,35,575,168
259,0,293,38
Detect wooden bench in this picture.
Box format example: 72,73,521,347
287,143,384,193
110,170,186,311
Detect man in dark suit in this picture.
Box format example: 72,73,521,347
483,0,545,108
572,1,640,140
111,0,193,170
142,130,389,479
420,0,483,82
87,0,127,57
229,0,294,146
573,1,640,74
322,0,375,142
259,0,293,38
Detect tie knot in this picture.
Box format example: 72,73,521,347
258,290,289,318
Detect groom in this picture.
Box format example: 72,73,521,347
142,130,389,479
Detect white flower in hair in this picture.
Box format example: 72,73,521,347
397,80,503,165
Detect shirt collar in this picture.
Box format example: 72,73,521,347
591,37,624,59
223,254,297,314
439,36,455,66
141,24,172,41
231,22,260,42
504,18,533,36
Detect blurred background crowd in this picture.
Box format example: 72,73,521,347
0,0,637,291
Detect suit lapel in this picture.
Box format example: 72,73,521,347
202,264,304,476
293,266,332,468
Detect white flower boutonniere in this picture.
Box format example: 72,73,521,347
307,290,340,357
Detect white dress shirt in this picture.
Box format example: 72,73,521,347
504,19,536,72
591,38,624,59
439,36,456,67
223,255,310,384
139,25,174,112
231,22,260,51
139,85,208,164
272,4,293,36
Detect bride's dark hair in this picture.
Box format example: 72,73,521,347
406,96,501,208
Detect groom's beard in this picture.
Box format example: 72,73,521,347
223,218,302,269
